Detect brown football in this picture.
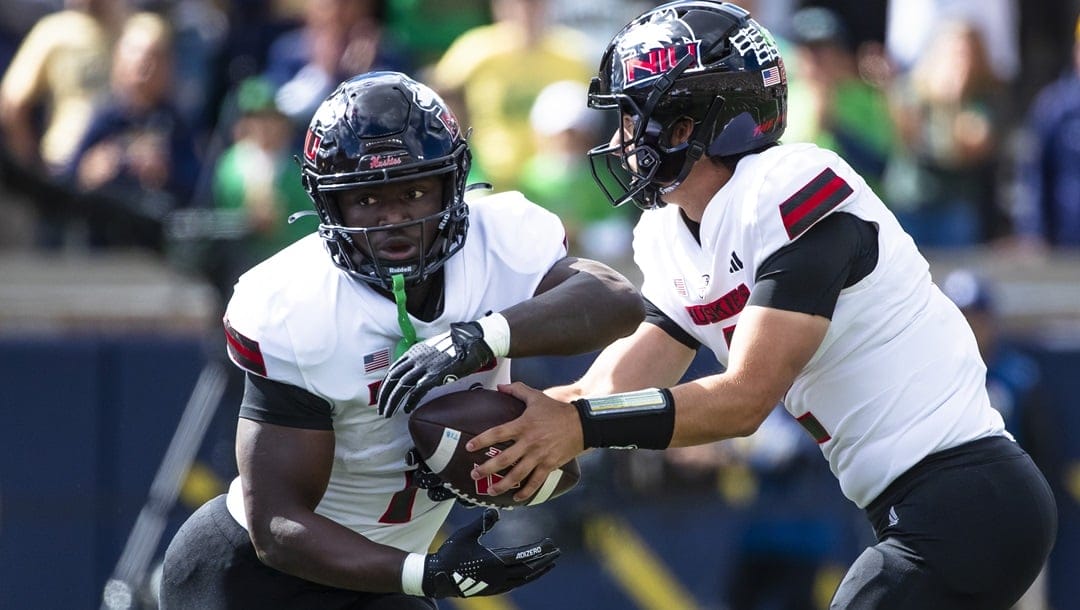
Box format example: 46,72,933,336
408,387,580,509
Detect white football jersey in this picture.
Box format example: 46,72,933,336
222,191,567,553
636,143,1007,507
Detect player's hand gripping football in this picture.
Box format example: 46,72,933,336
379,316,507,417
466,382,586,502
406,448,475,507
420,508,560,598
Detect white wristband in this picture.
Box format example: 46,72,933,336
401,552,426,596
477,312,511,358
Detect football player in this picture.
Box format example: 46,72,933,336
159,71,644,609
459,2,1058,609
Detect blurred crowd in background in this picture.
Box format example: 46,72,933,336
1,0,1079,289
1,1,1078,609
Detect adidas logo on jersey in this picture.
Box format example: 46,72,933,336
729,251,744,273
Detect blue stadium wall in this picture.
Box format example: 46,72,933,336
2,334,1078,610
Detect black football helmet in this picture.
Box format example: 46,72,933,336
588,0,787,209
301,71,471,289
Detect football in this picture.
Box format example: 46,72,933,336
408,387,580,509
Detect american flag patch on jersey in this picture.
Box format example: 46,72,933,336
363,348,391,373
761,66,782,87
674,278,688,297
779,168,853,238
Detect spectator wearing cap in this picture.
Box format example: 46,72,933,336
941,270,1055,472
941,270,1046,442
783,6,896,195
1012,13,1080,249
210,76,313,291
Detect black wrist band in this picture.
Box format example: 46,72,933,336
572,388,675,450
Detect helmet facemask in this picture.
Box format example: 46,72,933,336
300,72,472,291
587,1,787,210
312,168,468,289
588,62,728,209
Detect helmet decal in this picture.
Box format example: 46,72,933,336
303,130,322,162
761,65,783,87
405,77,461,139
438,108,461,139
360,150,408,170
729,21,781,67
614,9,703,90
587,1,788,210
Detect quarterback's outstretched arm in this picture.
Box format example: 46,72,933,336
467,211,874,499
467,305,828,501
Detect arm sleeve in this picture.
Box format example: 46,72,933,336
644,298,701,350
239,372,334,430
749,212,878,319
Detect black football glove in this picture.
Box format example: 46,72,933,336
378,321,495,417
406,448,475,506
422,508,560,598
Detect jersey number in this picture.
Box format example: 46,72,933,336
379,470,418,524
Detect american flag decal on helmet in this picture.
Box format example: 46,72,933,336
761,66,782,87
779,168,853,239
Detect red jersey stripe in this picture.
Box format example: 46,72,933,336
224,317,267,376
779,168,853,238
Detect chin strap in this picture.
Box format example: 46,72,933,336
392,274,419,358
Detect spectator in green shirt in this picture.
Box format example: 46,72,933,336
213,76,312,267
783,6,895,195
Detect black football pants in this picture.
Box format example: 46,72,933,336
160,495,437,610
830,436,1057,609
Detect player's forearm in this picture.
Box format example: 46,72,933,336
666,373,776,446
249,509,407,593
549,324,697,401
567,370,776,452
502,262,643,357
